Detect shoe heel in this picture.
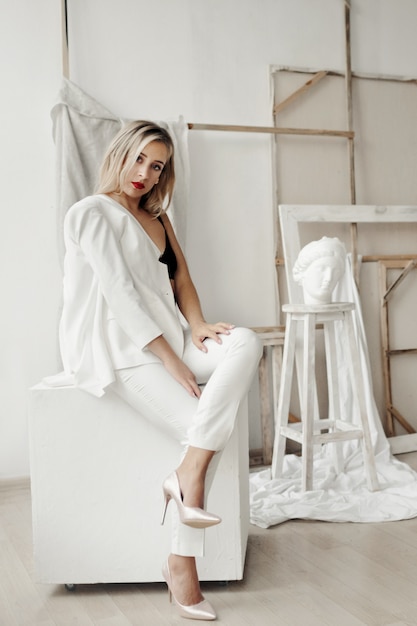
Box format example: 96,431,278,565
161,471,221,529
161,493,170,525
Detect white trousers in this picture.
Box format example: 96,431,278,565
110,326,262,557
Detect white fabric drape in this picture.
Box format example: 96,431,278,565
250,256,417,527
51,78,190,267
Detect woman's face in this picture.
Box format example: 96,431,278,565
302,256,343,304
122,140,168,200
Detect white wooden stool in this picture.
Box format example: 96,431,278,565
271,302,379,491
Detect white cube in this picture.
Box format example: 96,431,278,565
28,383,249,585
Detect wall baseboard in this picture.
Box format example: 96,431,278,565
0,476,30,491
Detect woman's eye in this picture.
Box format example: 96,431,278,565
136,155,143,163
153,164,161,172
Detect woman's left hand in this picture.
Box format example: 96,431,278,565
191,321,235,353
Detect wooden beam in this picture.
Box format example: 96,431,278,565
387,405,416,435
344,2,360,287
187,123,354,139
344,2,356,205
379,262,394,435
273,71,328,115
363,254,417,262
61,0,69,79
276,254,417,267
388,348,417,356
271,64,417,85
383,259,417,302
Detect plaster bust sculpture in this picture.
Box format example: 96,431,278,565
292,236,346,305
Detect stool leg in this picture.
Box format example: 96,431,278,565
344,311,380,491
258,346,274,466
271,315,296,479
301,313,316,491
271,343,283,438
323,320,344,474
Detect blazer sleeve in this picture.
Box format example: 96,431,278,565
65,202,163,352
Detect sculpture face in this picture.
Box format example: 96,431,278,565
292,236,346,305
301,255,344,304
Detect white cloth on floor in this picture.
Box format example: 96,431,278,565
51,78,190,267
250,256,417,527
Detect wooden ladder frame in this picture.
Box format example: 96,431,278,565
272,2,359,282
379,258,417,441
271,4,417,453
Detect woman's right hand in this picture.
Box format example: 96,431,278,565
146,334,201,398
162,353,201,399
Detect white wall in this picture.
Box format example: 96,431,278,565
0,0,62,479
2,0,417,478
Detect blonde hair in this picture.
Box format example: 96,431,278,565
96,120,175,216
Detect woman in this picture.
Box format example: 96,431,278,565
59,120,262,621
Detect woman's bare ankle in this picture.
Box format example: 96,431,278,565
175,468,205,509
168,554,203,606
175,447,214,508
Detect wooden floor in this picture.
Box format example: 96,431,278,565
2,454,417,626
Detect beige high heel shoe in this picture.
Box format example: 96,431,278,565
162,560,216,621
161,472,221,529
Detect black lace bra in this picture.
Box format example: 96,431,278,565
157,216,178,279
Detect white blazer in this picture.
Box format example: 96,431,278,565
59,194,185,397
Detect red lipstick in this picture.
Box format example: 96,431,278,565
132,181,145,190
